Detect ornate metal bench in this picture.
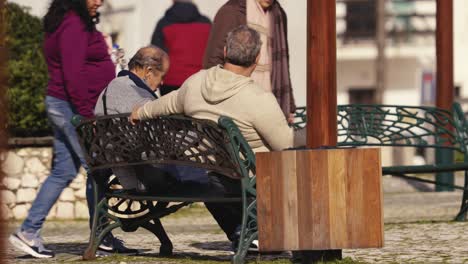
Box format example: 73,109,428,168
294,103,468,221
74,114,257,264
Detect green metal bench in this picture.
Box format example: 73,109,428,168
293,103,468,221
74,114,257,264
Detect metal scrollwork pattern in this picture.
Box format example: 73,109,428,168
292,107,307,129
294,104,467,153
76,114,241,178
337,104,465,152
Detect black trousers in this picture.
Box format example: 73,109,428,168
90,168,242,241
140,169,243,241
204,173,243,241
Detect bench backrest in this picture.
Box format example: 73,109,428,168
294,103,468,153
75,114,256,180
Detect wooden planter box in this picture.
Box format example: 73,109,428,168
256,148,384,251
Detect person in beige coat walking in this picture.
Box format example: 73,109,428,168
203,0,296,123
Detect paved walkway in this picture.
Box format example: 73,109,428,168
3,190,468,263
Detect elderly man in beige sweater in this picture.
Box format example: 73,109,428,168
131,25,294,153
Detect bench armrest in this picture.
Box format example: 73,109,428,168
218,116,256,178
71,115,84,127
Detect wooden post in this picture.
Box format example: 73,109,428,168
305,0,341,261
375,0,386,104
257,1,384,262
307,0,337,148
435,0,454,191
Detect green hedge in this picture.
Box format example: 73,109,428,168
5,2,50,137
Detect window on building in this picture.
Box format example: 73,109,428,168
344,0,376,40
455,85,461,99
349,88,376,104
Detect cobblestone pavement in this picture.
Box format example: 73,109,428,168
2,191,468,263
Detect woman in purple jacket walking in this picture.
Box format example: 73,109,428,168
9,0,135,258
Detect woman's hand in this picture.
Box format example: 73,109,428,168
129,106,141,125
102,33,113,55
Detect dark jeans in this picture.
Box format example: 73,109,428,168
160,84,180,96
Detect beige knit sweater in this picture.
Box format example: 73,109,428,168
137,65,293,153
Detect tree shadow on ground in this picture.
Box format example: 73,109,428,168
48,242,88,255
10,243,88,262
190,241,290,261
140,252,233,262
403,178,434,192
11,243,231,262
11,242,289,262
191,241,231,252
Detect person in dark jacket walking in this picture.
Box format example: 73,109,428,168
151,0,211,96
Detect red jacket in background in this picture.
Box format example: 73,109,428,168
151,2,211,87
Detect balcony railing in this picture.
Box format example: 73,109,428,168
336,0,436,45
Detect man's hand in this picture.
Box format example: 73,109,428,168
129,106,141,125
287,113,295,124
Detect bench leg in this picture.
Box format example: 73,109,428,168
83,178,122,260
83,197,122,260
232,178,258,264
455,171,468,221
141,219,173,256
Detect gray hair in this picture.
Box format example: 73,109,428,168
128,45,168,72
225,25,262,67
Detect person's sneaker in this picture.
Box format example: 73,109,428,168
231,238,259,253
9,230,55,258
230,225,259,253
98,234,138,254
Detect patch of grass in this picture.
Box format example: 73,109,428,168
165,203,211,219
327,257,369,264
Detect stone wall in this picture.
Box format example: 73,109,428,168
1,147,89,220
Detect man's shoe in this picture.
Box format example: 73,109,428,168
9,230,55,258
231,238,259,253
230,225,259,253
98,234,138,254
